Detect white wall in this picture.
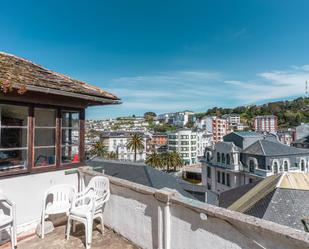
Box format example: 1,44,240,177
82,168,309,249
1,167,308,249
0,170,78,235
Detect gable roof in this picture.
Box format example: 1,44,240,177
226,173,309,231
87,158,199,200
0,52,120,104
243,139,309,156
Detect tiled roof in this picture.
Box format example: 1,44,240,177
233,131,262,137
87,158,199,200
0,52,119,103
226,173,309,231
243,139,309,156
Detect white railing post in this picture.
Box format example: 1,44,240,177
155,188,176,249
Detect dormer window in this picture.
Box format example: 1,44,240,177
221,153,225,164
273,161,278,174
283,160,289,171
301,159,305,171
226,154,230,165
249,159,255,173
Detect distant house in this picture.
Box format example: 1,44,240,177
254,115,278,133
202,131,309,194
220,172,309,232
100,131,147,161
292,135,309,149
0,52,119,176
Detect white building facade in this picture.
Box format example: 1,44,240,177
202,132,309,194
167,129,198,165
101,132,147,161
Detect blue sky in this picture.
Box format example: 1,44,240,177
1,0,309,119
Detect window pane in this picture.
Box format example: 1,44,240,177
62,111,79,128
62,129,79,145
35,108,56,127
0,128,27,148
61,146,79,164
35,128,55,146
34,147,56,167
0,104,28,126
0,149,27,170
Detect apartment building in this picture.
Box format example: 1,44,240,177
158,110,194,127
167,129,198,165
195,116,229,143
101,132,147,161
254,115,278,133
212,117,230,143
202,131,309,194
222,113,241,126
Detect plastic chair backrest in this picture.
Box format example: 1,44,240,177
44,184,76,207
87,176,110,209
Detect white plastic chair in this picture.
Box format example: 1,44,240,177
41,184,76,239
66,176,110,249
0,193,17,249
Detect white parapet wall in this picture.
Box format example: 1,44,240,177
0,166,308,249
0,169,78,236
81,167,309,249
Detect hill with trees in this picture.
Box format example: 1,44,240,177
196,97,309,129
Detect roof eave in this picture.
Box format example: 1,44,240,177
14,84,121,106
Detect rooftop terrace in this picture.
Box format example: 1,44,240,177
0,166,308,249
16,224,137,249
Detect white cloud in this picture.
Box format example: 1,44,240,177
228,65,309,103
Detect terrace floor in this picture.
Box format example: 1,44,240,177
17,223,138,249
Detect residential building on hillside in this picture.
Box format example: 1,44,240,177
292,135,309,149
295,123,309,140
219,172,309,232
157,110,194,127
100,132,148,161
195,116,230,143
167,129,198,165
212,117,230,143
277,129,295,146
254,115,278,133
149,133,167,152
195,116,212,130
222,113,241,126
196,130,213,158
202,131,309,194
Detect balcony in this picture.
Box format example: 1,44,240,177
0,166,308,249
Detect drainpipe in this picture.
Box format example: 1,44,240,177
155,188,176,249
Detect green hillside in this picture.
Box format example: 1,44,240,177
197,97,309,129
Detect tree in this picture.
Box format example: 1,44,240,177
126,133,145,161
106,151,118,160
161,151,183,171
170,151,183,171
90,141,108,158
161,152,173,171
145,152,162,168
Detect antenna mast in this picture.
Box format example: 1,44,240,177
306,81,308,98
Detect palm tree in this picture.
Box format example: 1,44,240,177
106,151,118,160
161,152,173,171
145,151,162,168
126,133,144,161
90,141,108,158
170,151,183,171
